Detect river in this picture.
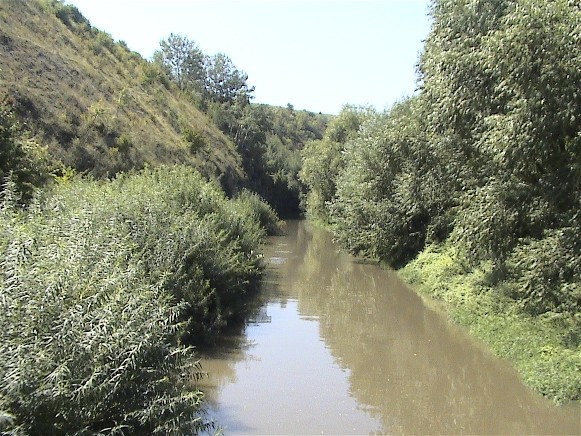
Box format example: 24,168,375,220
198,220,580,434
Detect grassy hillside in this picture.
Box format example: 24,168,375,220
0,0,245,191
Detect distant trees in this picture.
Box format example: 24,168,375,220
205,53,255,104
153,34,254,105
153,33,329,216
236,104,329,217
153,33,205,94
300,105,370,222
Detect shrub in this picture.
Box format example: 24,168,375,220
0,188,207,434
140,62,171,89
450,180,521,274
41,166,266,342
0,165,270,432
0,96,53,203
51,2,89,29
115,132,132,153
91,30,116,55
182,128,206,154
232,189,283,236
507,227,581,316
330,99,452,267
300,106,370,222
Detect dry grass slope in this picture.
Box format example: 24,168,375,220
0,0,246,190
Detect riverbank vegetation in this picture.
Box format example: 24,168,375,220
0,165,279,433
0,0,295,432
301,0,580,404
1,3,285,428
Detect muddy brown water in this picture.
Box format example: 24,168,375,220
198,220,580,435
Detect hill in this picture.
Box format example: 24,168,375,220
0,0,245,191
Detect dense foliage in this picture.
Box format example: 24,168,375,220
300,105,371,222
0,166,278,433
0,97,54,202
200,100,329,216
331,99,455,268
234,104,329,216
300,0,580,402
304,0,580,317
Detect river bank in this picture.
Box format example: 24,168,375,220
399,243,581,406
0,167,280,434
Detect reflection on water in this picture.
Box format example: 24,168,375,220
198,221,581,435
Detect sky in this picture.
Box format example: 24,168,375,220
68,0,432,115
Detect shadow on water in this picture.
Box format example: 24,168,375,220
198,221,581,435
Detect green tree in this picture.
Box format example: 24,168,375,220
419,0,580,271
153,33,206,93
204,53,254,104
330,99,453,266
300,105,373,222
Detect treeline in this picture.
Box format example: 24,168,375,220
153,34,330,215
301,0,580,402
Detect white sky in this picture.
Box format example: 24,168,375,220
68,0,432,115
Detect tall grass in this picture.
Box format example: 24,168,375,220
0,165,276,433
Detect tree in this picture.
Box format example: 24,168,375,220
153,33,206,93
418,0,581,271
204,53,254,104
300,105,373,222
329,99,454,266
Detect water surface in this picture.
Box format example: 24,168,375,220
199,221,580,434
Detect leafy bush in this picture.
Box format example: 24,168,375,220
0,191,206,434
232,189,283,236
115,132,132,153
450,179,521,274
139,62,171,89
507,227,581,316
330,99,453,267
0,96,54,203
45,166,267,343
182,128,206,154
91,30,116,55
0,165,272,433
